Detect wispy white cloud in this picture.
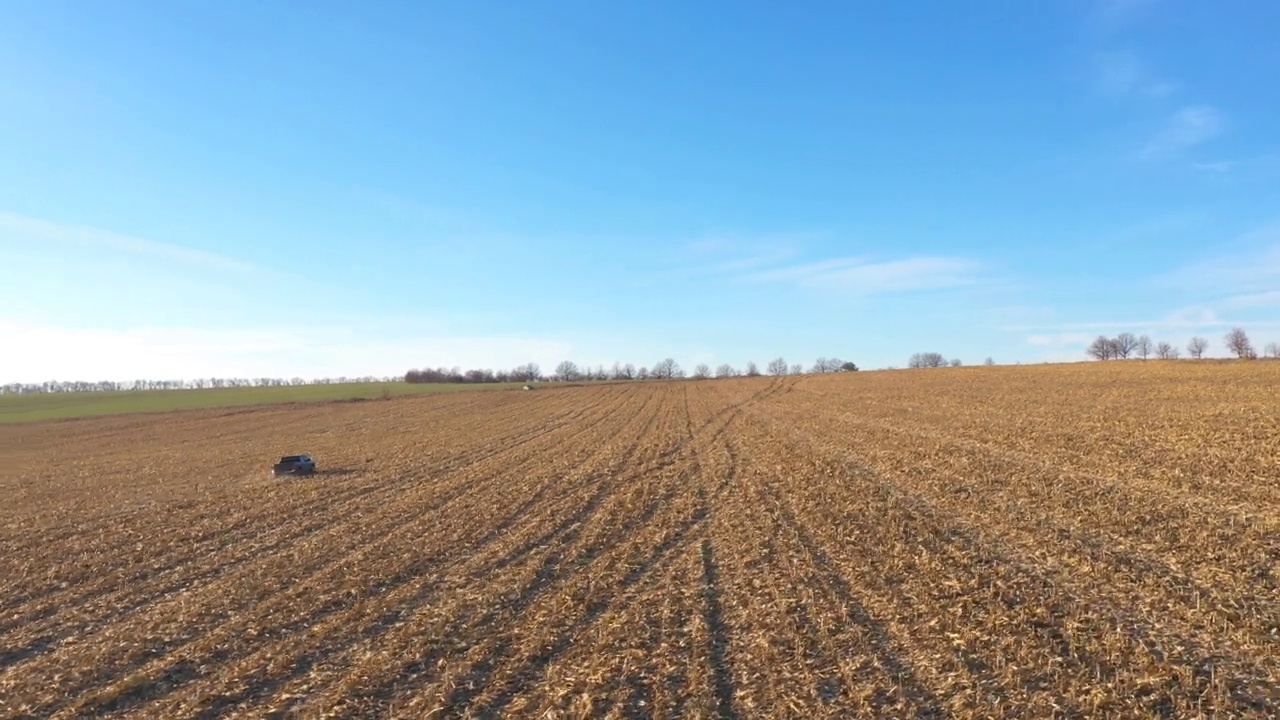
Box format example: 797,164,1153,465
1026,332,1096,347
1190,154,1279,174
739,255,982,294
1093,50,1177,97
1092,0,1161,34
1154,229,1280,293
1140,106,1227,159
652,235,804,285
1013,235,1280,339
1007,313,1224,334
1215,290,1280,311
682,234,810,265
0,210,259,274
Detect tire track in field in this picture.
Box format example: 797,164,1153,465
8,381,619,579
711,418,945,718
771,401,1280,699
311,381,772,717
2,386,645,715
123,385,671,718
1,385,599,559
303,386,696,716
0,386,607,651
744,406,1277,717
0,391,574,610
476,406,756,718
437,382,777,717
0,386,588,548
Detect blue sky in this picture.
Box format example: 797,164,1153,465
2,0,1279,382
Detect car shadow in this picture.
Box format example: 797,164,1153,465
314,468,361,479
275,468,361,480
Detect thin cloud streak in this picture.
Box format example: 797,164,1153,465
1093,50,1177,97
0,210,260,274
1141,106,1227,159
1191,154,1279,174
739,256,982,294
1153,234,1280,293
1092,0,1161,34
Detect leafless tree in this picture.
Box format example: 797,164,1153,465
1266,342,1280,359
637,366,650,380
1156,341,1179,359
1136,335,1153,359
1225,327,1254,359
554,360,580,381
622,363,636,379
512,362,540,382
811,357,842,373
715,363,737,378
790,363,803,375
745,361,761,377
908,352,946,368
984,357,995,366
1112,333,1137,359
1187,336,1208,359
652,357,683,379
767,357,788,376
1088,336,1114,361
949,358,962,367
692,363,711,379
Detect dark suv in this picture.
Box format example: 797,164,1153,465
272,454,316,477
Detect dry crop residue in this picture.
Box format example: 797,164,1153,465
1,362,1277,718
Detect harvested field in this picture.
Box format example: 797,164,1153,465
1,362,1278,718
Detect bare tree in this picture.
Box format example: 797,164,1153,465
1187,336,1208,359
1136,335,1153,360
715,363,737,378
692,363,711,380
554,360,580,381
1266,342,1280,359
652,357,683,380
983,357,995,366
1225,328,1255,359
790,363,803,375
511,362,541,382
1156,341,1179,359
767,357,788,376
1088,335,1114,361
1112,333,1138,359
745,361,761,377
610,362,625,380
908,352,946,368
949,358,962,367
637,366,650,380
622,363,636,380
811,357,843,373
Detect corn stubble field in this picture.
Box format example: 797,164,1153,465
1,362,1277,718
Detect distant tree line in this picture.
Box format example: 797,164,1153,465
1088,328,1277,361
907,353,964,368
0,376,397,396
405,356,859,385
